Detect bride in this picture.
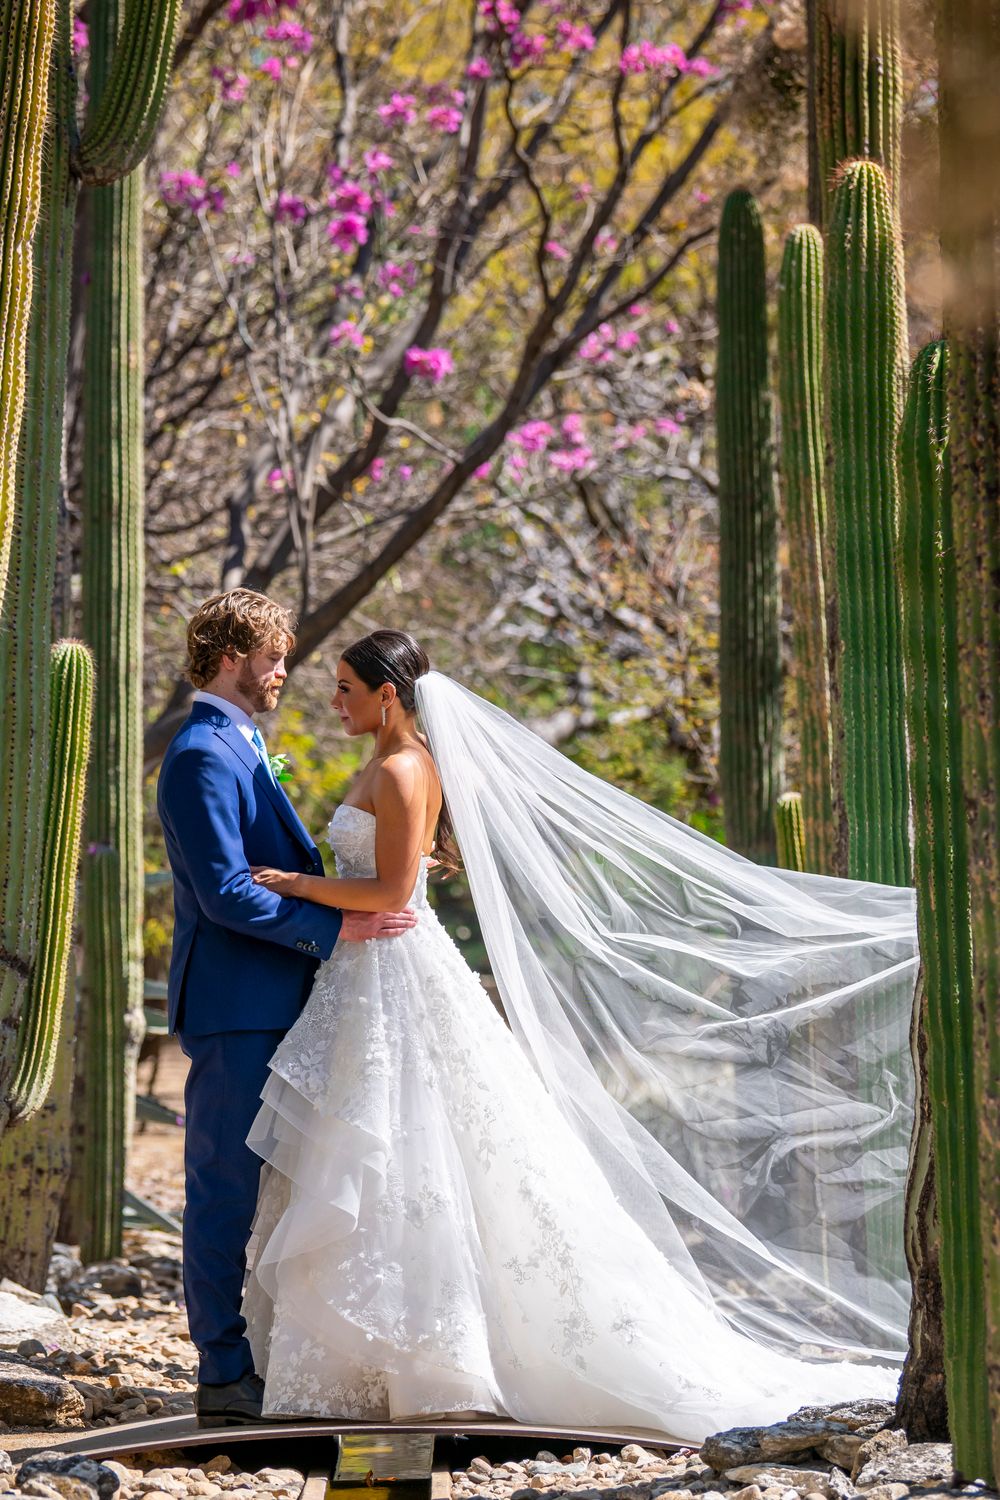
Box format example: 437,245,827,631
243,629,918,1441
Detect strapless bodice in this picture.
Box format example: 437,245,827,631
326,804,429,907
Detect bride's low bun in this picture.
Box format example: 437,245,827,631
340,629,461,875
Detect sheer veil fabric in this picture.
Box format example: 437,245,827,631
413,672,919,1365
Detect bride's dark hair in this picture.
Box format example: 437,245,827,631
340,629,461,875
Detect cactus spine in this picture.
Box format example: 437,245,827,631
716,190,782,865
62,0,181,1260
824,160,910,886
0,0,55,630
813,0,902,226
777,226,834,873
938,0,1000,1477
898,340,991,1479
774,792,806,873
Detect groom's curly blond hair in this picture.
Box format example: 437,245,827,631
186,590,296,688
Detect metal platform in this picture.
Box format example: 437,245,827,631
46,1412,689,1462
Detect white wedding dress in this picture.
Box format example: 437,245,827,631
241,803,901,1442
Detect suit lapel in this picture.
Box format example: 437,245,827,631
213,721,317,854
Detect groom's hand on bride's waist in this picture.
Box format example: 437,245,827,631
340,908,418,941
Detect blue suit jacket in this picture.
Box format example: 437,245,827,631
156,701,343,1035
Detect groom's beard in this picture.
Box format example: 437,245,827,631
237,661,281,714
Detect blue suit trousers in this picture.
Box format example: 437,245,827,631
178,1028,286,1386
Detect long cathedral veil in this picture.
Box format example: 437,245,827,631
415,671,919,1366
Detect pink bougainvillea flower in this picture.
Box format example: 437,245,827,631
272,192,309,223
665,317,681,335
510,29,548,65
467,56,493,79
426,105,463,133
364,148,395,173
160,170,223,214
473,462,492,480
687,56,719,77
327,212,368,251
655,416,682,435
378,92,418,125
549,445,594,473
329,320,364,348
212,66,250,102
266,467,288,491
628,302,648,317
259,55,283,80
620,38,688,74
544,239,570,261
616,329,640,352
573,180,593,201
509,420,554,452
404,346,454,381
370,458,386,481
695,189,711,204
72,16,88,51
225,161,242,179
329,181,373,215
265,17,313,49
399,464,414,480
594,230,618,253
228,0,298,19
556,19,595,51
562,413,585,441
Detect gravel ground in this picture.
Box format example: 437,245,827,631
0,1041,995,1500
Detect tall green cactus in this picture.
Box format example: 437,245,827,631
62,0,182,1261
777,226,834,874
0,0,55,630
813,0,902,227
0,0,58,1073
774,792,806,873
824,160,910,887
0,0,75,1121
938,0,1000,1478
716,189,782,866
898,340,991,1479
8,643,94,1117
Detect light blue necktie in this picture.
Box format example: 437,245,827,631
250,725,277,786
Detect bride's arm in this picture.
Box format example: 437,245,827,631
252,758,427,913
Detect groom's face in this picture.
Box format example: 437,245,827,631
235,645,287,714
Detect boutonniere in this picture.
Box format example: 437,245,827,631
269,753,293,784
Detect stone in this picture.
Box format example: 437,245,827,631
851,1432,908,1483
860,1487,909,1500
202,1463,231,1478
803,1493,829,1500
572,1453,591,1466
18,1456,119,1500
536,1457,559,1467
723,1467,839,1498
730,1488,764,1500
702,1420,853,1474
0,1282,77,1354
854,1445,953,1491
826,1469,857,1500
819,1438,864,1472
620,1448,657,1470
790,1404,896,1439
0,1455,13,1479
0,1364,85,1426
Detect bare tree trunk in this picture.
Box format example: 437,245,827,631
895,968,949,1438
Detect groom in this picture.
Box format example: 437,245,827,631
157,589,416,1428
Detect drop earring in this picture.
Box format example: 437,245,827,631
381,704,388,726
